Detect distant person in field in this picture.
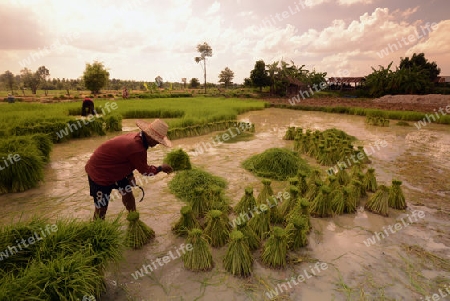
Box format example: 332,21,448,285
85,119,174,220
81,97,96,116
122,87,129,99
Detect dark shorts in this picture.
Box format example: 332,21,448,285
88,173,133,209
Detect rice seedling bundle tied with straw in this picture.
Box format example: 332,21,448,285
286,215,308,250
204,210,230,248
172,205,200,237
310,185,333,218
235,187,257,214
236,219,260,251
364,168,378,192
125,211,155,249
279,186,299,219
365,185,390,217
223,230,253,277
261,227,288,269
248,203,271,240
182,228,213,271
163,148,192,171
388,180,406,210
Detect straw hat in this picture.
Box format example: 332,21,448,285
136,119,172,147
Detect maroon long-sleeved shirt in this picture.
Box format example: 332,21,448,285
85,132,160,186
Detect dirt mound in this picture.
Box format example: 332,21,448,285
373,94,450,105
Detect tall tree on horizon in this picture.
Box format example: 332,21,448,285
195,42,213,94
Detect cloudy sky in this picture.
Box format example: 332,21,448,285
1,0,449,84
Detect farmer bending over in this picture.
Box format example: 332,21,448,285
81,97,96,116
85,119,173,220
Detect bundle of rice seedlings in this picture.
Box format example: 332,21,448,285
310,185,333,217
168,168,227,203
343,186,357,213
163,148,192,171
182,228,213,271
388,180,406,210
268,195,283,224
306,180,323,202
242,148,311,181
283,127,296,140
286,215,308,250
356,172,367,197
288,177,299,187
326,175,340,191
248,205,271,240
348,179,363,208
356,146,371,164
203,210,230,248
223,230,253,277
30,133,53,163
125,211,155,249
306,169,322,187
331,187,345,215
279,186,299,218
256,179,274,204
236,219,260,251
363,168,378,192
208,185,232,214
234,187,257,214
172,205,200,237
261,227,288,269
190,187,211,218
336,167,350,186
350,162,362,179
297,171,308,196
365,185,390,217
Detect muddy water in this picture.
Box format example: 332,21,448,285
1,108,449,301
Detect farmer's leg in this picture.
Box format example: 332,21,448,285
88,176,111,220
119,174,136,212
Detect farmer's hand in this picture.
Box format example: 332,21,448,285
161,164,173,174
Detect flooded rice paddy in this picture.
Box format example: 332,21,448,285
0,108,449,301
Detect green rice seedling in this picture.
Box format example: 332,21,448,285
279,186,299,218
356,172,367,197
248,204,271,240
288,176,299,187
182,228,213,271
349,179,363,205
223,230,253,277
30,133,53,163
168,168,227,203
286,215,308,250
203,210,230,248
283,127,296,140
363,168,377,192
242,148,311,181
189,187,211,218
336,168,350,186
365,185,390,217
331,187,345,215
388,180,406,210
310,185,333,218
396,121,410,126
293,136,301,152
306,169,322,187
6,251,104,301
297,171,308,196
125,211,155,249
256,179,274,205
342,186,356,214
306,179,323,203
356,146,371,164
172,205,200,237
236,219,260,251
326,175,340,191
268,194,284,224
350,162,362,179
208,185,232,214
163,148,192,171
235,187,257,215
261,227,288,269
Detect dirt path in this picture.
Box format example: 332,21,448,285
265,94,450,113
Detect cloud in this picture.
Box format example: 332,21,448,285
304,0,373,7
206,1,220,15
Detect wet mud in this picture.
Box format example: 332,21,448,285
0,108,449,301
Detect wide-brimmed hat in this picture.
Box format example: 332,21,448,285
136,119,172,147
